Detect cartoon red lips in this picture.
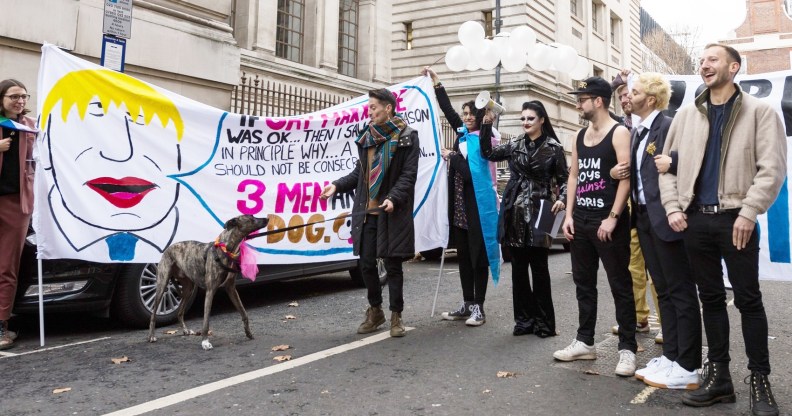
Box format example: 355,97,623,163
85,177,157,208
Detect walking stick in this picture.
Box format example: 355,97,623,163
430,248,446,317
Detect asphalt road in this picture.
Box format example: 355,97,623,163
2,249,790,416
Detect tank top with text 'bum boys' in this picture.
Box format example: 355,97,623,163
574,124,619,216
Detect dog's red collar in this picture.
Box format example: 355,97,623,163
214,238,240,261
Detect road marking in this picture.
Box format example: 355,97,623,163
0,337,112,359
103,328,414,416
630,386,658,404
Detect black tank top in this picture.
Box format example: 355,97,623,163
574,124,619,215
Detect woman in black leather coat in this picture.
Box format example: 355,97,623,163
480,100,569,337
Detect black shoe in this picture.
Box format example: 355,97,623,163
681,361,736,407
513,324,533,336
746,371,779,416
441,301,472,321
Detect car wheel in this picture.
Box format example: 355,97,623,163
420,247,444,260
110,263,197,328
348,259,388,287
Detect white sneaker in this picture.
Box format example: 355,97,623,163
655,330,663,344
615,349,637,377
553,339,597,361
635,355,673,380
643,361,700,390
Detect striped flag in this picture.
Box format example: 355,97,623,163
0,116,37,133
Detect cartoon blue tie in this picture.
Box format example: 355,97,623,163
105,233,138,261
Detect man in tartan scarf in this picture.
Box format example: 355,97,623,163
321,88,420,338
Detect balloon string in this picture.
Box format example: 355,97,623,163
427,54,445,68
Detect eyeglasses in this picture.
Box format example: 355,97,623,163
4,94,30,101
519,116,537,122
576,96,597,104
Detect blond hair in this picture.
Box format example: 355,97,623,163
636,72,671,110
41,69,184,140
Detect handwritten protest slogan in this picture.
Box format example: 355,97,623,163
575,157,606,209
34,44,449,264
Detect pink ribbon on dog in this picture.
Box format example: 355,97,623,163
239,239,259,281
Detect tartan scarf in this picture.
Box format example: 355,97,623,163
356,115,407,200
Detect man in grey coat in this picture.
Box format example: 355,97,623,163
321,88,419,338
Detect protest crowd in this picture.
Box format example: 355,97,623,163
1,42,786,416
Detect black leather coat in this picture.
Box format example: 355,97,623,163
480,124,569,248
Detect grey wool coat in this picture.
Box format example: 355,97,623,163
332,126,420,259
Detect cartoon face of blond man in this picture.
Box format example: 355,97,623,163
41,69,185,233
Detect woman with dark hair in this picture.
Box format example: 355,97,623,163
480,100,569,337
0,79,36,350
422,67,500,327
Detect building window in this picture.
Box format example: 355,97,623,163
571,0,580,18
610,16,621,47
405,22,413,50
276,0,304,63
483,10,494,37
592,2,601,34
338,0,359,77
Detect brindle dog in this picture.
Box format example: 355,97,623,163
147,214,268,350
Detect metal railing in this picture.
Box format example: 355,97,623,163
230,72,353,117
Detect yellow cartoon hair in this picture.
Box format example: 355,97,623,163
41,69,184,140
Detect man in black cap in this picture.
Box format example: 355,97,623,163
553,76,637,378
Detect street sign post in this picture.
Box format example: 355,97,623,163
101,0,132,72
100,35,126,72
103,0,133,39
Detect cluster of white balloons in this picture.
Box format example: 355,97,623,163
445,21,592,80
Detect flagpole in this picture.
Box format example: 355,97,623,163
37,257,45,346
430,249,446,317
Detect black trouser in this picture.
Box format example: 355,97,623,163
684,210,770,374
511,246,555,333
453,225,488,306
359,215,404,313
570,212,637,352
635,208,702,371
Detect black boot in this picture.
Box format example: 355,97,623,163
0,320,14,350
681,361,735,407
746,371,779,416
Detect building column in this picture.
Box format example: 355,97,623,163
253,0,277,55
358,0,390,82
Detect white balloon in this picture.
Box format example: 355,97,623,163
501,47,527,73
465,46,481,71
569,56,591,80
458,21,486,47
493,32,511,54
508,25,536,54
475,39,501,71
445,45,470,72
552,44,579,73
528,44,552,71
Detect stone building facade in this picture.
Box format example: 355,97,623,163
391,0,643,148
0,0,391,113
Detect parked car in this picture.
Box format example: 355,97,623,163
13,226,375,328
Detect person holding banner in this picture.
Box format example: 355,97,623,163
421,67,500,327
659,43,784,415
0,79,36,350
478,100,568,338
554,77,638,377
320,88,419,338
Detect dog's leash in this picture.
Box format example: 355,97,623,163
245,207,385,240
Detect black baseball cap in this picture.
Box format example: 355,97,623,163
568,76,612,98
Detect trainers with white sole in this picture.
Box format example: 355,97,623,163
643,361,700,390
465,304,485,326
615,349,637,377
635,355,673,381
655,330,663,344
441,301,472,321
553,339,597,361
611,321,650,335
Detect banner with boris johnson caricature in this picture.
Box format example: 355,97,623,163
32,44,448,264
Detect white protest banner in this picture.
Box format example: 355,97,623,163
33,44,448,264
666,71,792,281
